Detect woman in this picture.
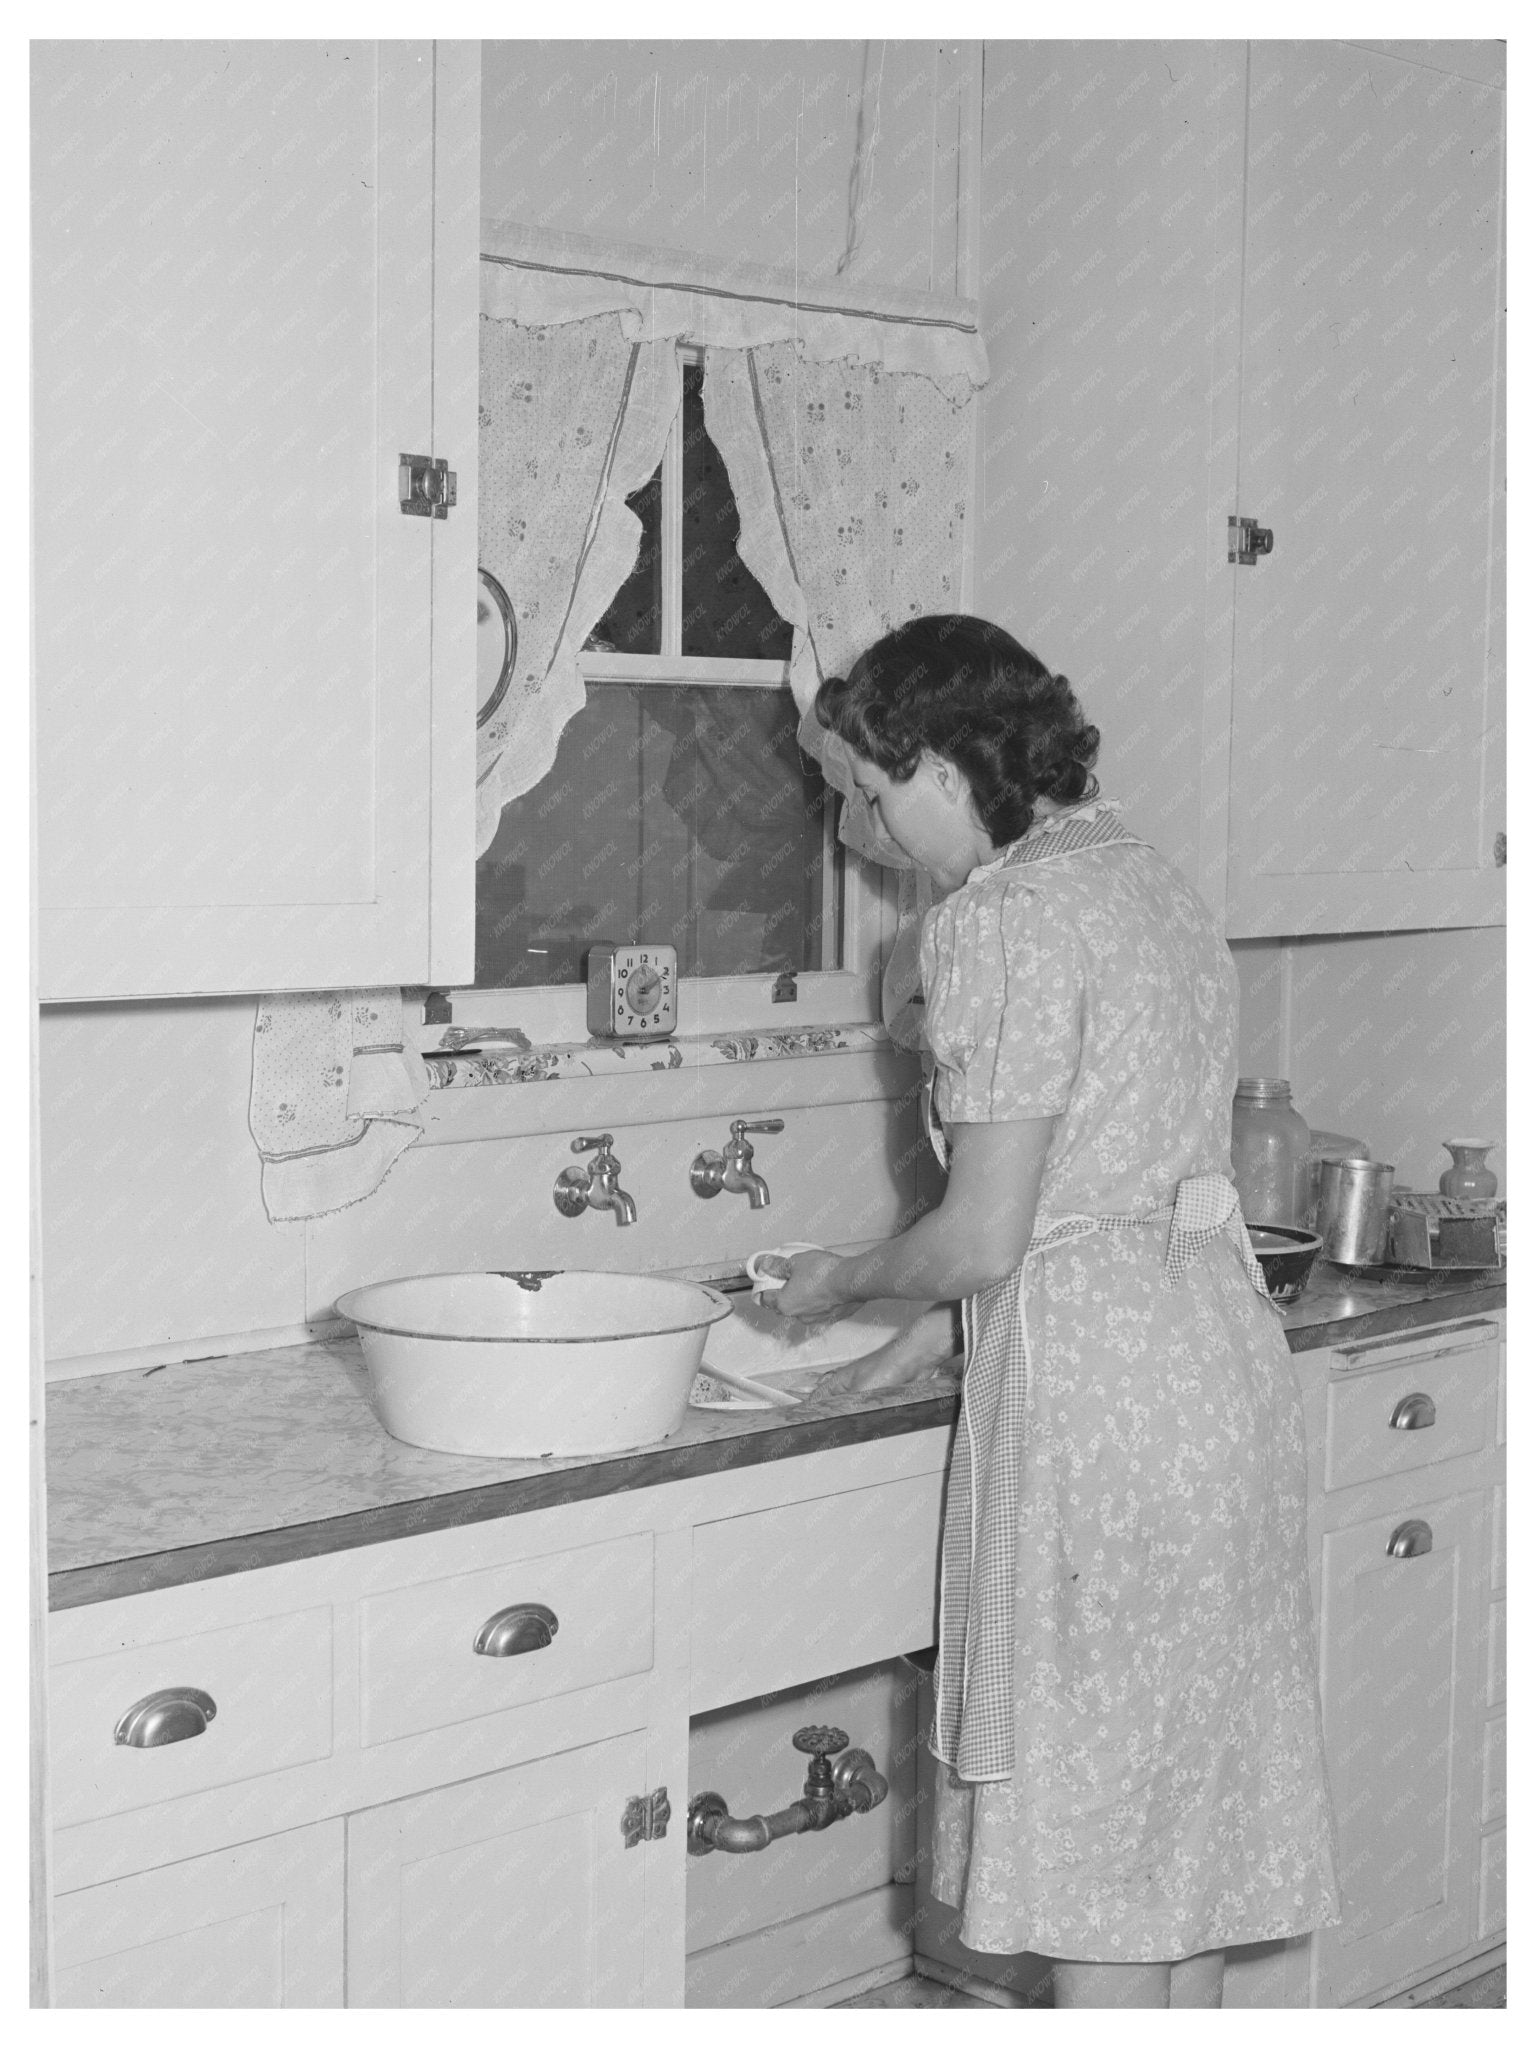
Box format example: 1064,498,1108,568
765,615,1340,2009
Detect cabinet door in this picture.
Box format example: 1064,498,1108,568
52,1820,344,2007
33,40,477,998
973,40,1245,916
1226,41,1505,937
346,1733,650,2007
1312,1490,1485,2006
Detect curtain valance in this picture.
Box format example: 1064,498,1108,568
479,219,988,389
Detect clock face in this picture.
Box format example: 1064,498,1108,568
625,963,664,1014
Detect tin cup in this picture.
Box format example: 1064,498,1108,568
1317,1158,1396,1266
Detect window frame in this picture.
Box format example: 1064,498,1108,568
425,344,895,1049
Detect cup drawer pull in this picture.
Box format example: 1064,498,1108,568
1387,1518,1434,1560
473,1602,559,1657
113,1686,218,1748
1389,1392,1437,1431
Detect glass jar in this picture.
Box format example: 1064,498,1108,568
1231,1077,1312,1228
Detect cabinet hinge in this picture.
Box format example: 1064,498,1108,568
1228,514,1274,565
621,1786,671,1848
399,453,457,519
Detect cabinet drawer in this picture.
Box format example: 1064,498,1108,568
359,1532,653,1747
1323,1346,1496,1493
691,1472,944,1711
50,1609,334,1829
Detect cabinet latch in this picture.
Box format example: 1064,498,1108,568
399,453,457,519
1228,515,1274,565
621,1786,671,1848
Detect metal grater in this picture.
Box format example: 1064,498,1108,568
1388,1193,1506,1269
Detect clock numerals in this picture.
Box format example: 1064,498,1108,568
587,941,677,1040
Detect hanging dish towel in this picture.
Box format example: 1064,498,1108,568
250,991,430,1223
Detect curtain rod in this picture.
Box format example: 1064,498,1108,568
480,249,980,337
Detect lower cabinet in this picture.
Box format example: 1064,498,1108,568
1309,1490,1486,2007
1223,1314,1505,2008
346,1733,649,2007
52,1821,345,2008
50,1359,1502,2010
47,1432,949,2009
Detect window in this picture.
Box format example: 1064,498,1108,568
463,352,888,1036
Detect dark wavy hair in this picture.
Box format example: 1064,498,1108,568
815,614,1100,846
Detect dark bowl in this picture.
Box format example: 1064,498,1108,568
1248,1226,1323,1304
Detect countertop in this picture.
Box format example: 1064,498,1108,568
46,1265,1504,1611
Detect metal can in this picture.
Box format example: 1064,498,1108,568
1317,1158,1396,1266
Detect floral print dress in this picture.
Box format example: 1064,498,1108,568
922,798,1341,1962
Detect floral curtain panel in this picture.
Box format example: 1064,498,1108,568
715,346,972,863
703,347,967,1047
476,313,639,855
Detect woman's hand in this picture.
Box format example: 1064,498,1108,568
809,1306,964,1399
758,1249,854,1322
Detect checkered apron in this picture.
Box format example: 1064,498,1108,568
930,1176,1276,1783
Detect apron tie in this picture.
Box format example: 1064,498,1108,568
930,1173,1274,1784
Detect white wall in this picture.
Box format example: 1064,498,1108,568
37,997,933,1370
481,40,973,294
1234,928,1506,1195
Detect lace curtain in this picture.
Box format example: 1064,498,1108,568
703,346,968,1044
476,314,639,854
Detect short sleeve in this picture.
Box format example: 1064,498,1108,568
919,876,1083,1124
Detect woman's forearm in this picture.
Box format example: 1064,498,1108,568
829,1115,1058,1308
833,1206,1019,1304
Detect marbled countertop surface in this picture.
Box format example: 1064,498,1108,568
46,1265,1503,1608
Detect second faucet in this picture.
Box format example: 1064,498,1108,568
690,1119,785,1209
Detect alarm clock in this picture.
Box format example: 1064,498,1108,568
586,942,678,1039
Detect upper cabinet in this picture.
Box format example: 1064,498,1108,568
976,39,1505,939
1226,41,1506,937
33,42,480,1000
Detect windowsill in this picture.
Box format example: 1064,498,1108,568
415,1023,923,1145
424,1021,890,1089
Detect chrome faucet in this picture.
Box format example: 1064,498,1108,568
553,1133,637,1226
690,1118,785,1209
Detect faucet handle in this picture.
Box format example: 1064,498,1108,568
792,1725,849,1758
730,1118,784,1141
571,1132,615,1154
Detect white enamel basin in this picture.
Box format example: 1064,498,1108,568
336,1270,732,1459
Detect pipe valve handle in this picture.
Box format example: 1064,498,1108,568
792,1725,849,1758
